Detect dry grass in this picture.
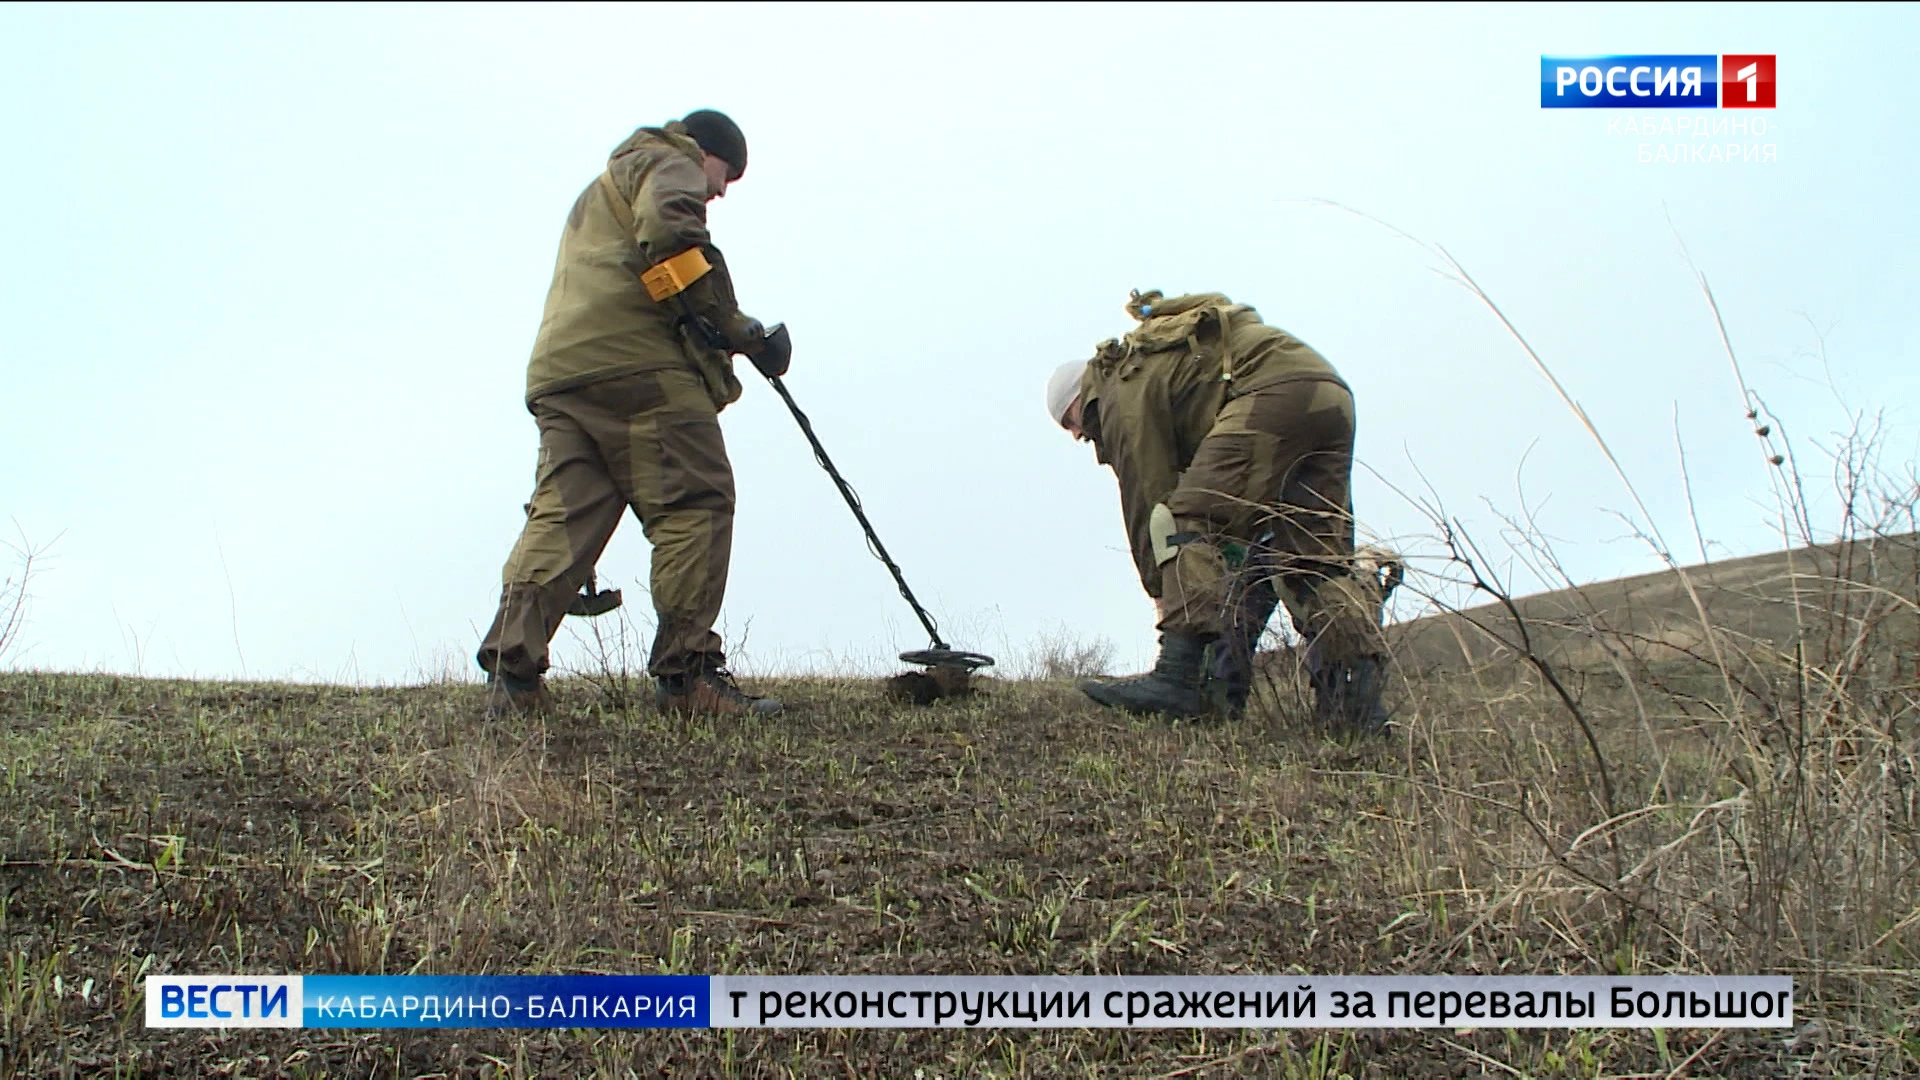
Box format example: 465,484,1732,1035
1008,628,1117,682
4,526,1917,1077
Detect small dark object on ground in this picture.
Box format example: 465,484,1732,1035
884,667,976,705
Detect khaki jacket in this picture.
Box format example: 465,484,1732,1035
1081,292,1345,594
524,127,747,408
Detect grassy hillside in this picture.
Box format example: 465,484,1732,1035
1389,531,1919,676
3,527,1918,1076
3,623,1917,1078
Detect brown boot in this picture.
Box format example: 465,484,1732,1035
483,673,555,719
654,666,783,718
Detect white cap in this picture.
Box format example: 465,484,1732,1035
1046,359,1088,425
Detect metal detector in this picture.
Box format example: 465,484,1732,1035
759,355,994,674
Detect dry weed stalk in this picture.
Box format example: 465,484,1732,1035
1223,203,1920,1071
0,524,46,664
1294,204,1920,1057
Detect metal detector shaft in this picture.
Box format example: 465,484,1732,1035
763,373,951,651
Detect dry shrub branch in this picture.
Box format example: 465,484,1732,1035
0,525,47,665
1329,234,1920,1069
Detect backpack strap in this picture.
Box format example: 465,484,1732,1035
1211,303,1246,388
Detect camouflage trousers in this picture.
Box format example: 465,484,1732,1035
477,368,735,682
1158,377,1382,663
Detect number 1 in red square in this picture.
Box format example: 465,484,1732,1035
1721,55,1775,108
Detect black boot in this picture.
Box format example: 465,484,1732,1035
1343,655,1392,735
1308,649,1343,728
1311,655,1392,736
1209,636,1260,719
1211,569,1281,719
1209,657,1253,719
1078,633,1209,719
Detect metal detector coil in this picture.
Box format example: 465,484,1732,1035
899,647,995,671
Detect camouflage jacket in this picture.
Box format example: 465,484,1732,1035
524,126,751,409
1080,292,1345,595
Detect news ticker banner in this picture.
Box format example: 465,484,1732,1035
148,975,1793,1031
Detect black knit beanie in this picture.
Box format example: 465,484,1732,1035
680,109,747,180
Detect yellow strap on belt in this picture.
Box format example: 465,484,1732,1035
640,247,712,301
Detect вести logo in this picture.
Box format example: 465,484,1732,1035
1540,56,1776,108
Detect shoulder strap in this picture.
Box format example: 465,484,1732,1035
1212,304,1244,387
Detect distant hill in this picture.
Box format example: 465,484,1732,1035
1387,531,1920,674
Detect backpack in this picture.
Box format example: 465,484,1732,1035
1114,290,1255,389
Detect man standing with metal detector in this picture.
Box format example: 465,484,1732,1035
1047,289,1391,734
476,109,791,719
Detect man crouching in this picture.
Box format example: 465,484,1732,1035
1047,289,1391,733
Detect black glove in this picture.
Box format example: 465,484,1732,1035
674,262,763,353
748,322,792,378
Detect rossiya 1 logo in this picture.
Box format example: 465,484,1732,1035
1540,55,1775,108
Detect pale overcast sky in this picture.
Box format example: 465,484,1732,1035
3,3,1915,682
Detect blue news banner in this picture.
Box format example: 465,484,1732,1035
148,974,1793,1031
